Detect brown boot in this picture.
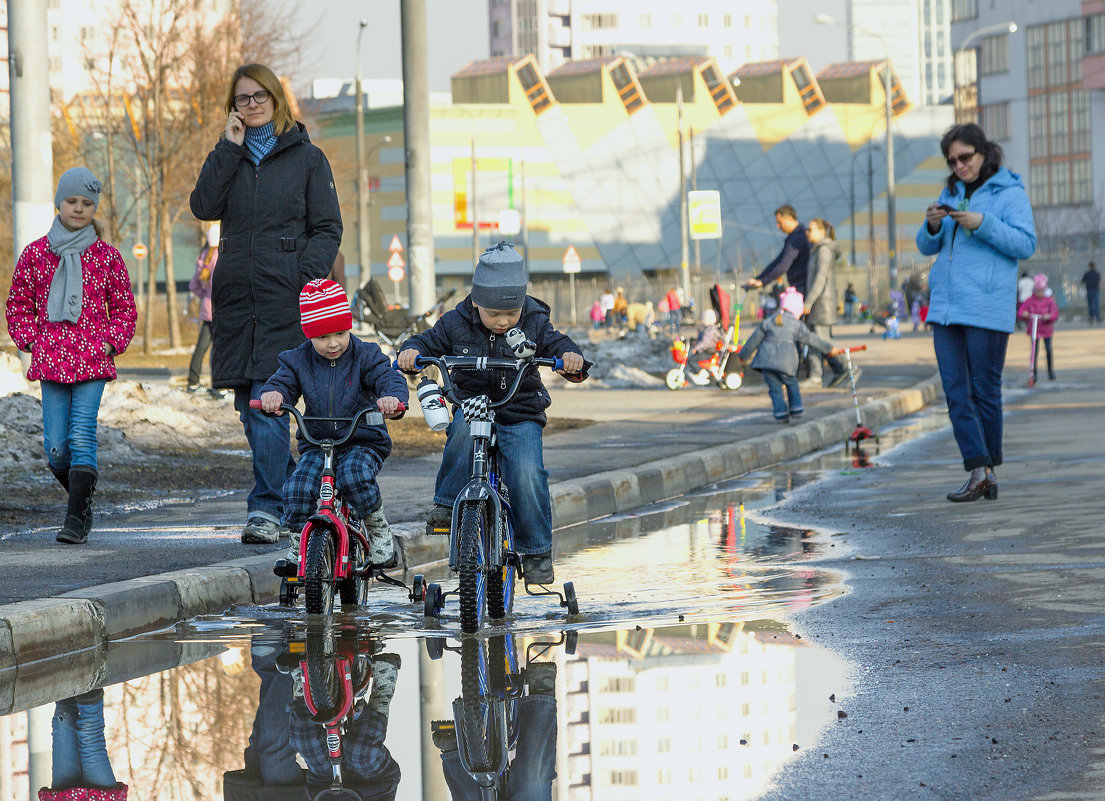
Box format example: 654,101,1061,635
57,466,97,544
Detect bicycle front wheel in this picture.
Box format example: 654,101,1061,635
305,532,337,615
458,502,489,634
487,505,515,622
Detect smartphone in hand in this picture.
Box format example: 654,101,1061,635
936,203,956,212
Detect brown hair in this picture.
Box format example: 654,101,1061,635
809,217,835,240
774,204,797,220
223,63,295,135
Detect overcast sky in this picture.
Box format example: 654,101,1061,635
290,0,490,94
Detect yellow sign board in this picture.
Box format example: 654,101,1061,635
688,190,722,240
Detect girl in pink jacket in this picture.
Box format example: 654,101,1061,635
4,167,137,545
1016,273,1059,382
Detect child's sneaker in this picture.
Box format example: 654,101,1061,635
523,551,554,585
285,527,301,562
368,653,401,714
526,662,557,696
364,509,398,568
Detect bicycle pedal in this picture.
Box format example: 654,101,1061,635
273,559,298,578
426,522,450,536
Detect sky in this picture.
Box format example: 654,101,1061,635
290,0,491,95
776,0,849,73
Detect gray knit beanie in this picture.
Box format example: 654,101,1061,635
471,241,527,309
55,167,102,211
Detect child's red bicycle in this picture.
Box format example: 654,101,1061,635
252,400,425,615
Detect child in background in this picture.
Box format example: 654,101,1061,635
187,223,220,395
1017,273,1060,381
397,242,589,585
589,299,604,330
260,279,409,567
737,287,843,423
4,167,138,545
689,308,722,363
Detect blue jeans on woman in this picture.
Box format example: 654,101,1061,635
434,415,552,556
931,323,1009,470
760,369,804,421
234,380,296,523
51,690,117,790
41,379,106,471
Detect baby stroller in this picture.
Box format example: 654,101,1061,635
353,277,456,358
665,284,745,391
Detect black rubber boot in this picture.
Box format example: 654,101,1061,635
49,464,70,491
57,466,97,545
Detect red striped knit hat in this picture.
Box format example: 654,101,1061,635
299,279,352,338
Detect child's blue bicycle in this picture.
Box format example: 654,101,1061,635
403,347,580,634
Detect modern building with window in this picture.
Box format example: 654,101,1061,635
952,0,1104,265
488,0,779,76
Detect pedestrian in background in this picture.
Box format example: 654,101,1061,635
589,298,604,329
843,283,858,323
1017,273,1059,382
744,205,811,295
186,223,219,395
613,287,628,330
190,62,343,545
5,167,138,546
1082,261,1101,324
665,286,681,333
802,218,849,388
1016,271,1034,330
918,122,1036,502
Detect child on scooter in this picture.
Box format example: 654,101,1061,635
397,242,590,585
1016,273,1060,381
736,287,844,423
260,279,409,567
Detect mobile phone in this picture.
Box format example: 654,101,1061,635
936,203,956,212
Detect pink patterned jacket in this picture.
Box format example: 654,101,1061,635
1016,294,1059,340
39,785,128,801
6,235,137,383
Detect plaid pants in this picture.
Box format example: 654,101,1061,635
282,445,384,533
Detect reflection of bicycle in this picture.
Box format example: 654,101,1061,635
254,401,422,615
405,349,580,634
429,631,575,799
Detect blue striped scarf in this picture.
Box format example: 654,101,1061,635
244,122,277,166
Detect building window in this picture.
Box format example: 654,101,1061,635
1087,14,1105,54
978,35,1008,74
698,13,708,27
608,771,638,786
671,13,682,28
1071,89,1091,153
724,45,733,59
1026,25,1046,90
980,102,1010,141
581,13,616,30
638,13,651,28
723,14,732,27
1029,163,1049,207
951,0,977,22
598,708,636,724
1047,21,1068,86
1073,158,1093,204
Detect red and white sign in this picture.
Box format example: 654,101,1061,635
132,243,148,260
562,245,581,274
387,251,405,282
388,235,404,253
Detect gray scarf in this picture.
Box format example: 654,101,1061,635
46,215,98,324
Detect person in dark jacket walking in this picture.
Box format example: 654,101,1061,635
261,279,409,568
744,205,811,295
802,218,850,388
397,243,589,585
1083,261,1102,324
190,63,343,545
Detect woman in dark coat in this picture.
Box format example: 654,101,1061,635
190,63,342,544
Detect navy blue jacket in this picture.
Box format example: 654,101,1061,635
261,335,409,458
756,223,811,294
400,295,589,427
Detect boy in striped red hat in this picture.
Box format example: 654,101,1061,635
260,278,409,569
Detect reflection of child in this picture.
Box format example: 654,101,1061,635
737,288,842,423
40,689,129,800
260,279,409,567
1017,273,1059,381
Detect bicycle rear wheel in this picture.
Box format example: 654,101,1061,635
458,502,488,634
305,531,337,615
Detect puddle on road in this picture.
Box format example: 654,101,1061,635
0,410,948,801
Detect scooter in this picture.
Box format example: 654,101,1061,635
840,345,879,451
1026,313,1041,387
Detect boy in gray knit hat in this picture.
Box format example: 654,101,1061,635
397,242,590,585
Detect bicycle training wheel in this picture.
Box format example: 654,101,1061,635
458,502,489,634
305,531,337,615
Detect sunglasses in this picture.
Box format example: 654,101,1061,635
946,151,977,167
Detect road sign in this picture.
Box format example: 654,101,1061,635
562,245,582,274
132,243,148,260
388,235,404,253
388,264,404,282
387,250,405,282
498,209,521,236
688,190,722,240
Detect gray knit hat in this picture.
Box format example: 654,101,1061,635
55,167,102,211
471,241,527,309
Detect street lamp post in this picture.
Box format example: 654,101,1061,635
355,20,369,286
816,13,899,293
952,21,1018,122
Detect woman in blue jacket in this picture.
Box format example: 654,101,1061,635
917,123,1036,502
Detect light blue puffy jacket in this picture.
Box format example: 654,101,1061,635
916,167,1037,333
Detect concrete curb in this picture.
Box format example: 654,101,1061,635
0,374,942,675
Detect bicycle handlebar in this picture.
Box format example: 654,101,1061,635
248,400,406,448
398,353,566,410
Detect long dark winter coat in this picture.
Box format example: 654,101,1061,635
189,122,342,388
399,295,590,427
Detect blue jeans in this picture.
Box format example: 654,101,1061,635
844,300,855,322
41,379,106,471
441,695,557,801
932,323,1008,470
243,643,301,786
51,691,117,790
434,415,552,555
760,369,803,420
1088,288,1101,322
234,380,295,521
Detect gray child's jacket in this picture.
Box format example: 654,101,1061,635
737,311,835,377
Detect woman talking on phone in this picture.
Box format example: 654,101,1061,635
190,63,342,544
917,123,1036,502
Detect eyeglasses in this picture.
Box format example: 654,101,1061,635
946,151,977,167
233,90,271,109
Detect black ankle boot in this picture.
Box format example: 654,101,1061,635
57,466,97,544
49,465,70,491
947,468,997,502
